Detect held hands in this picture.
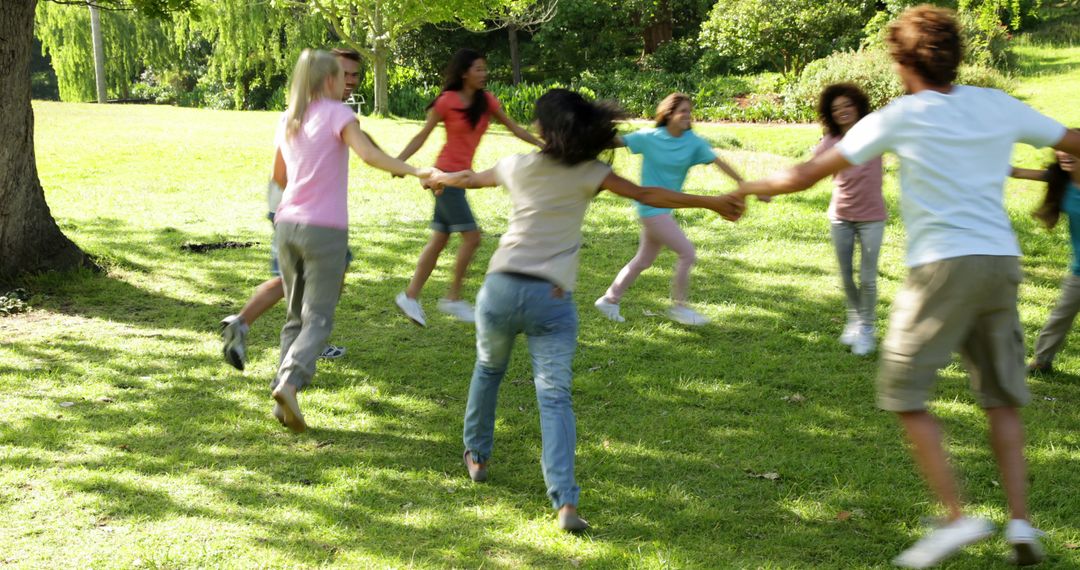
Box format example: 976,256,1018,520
428,169,474,192
416,167,446,195
710,192,746,222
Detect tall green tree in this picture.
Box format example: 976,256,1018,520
2,0,194,279
306,0,506,115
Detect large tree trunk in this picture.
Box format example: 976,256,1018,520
0,0,95,280
641,0,672,55
372,46,388,115
508,24,521,85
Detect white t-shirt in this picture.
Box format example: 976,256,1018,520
488,153,612,292
837,85,1065,267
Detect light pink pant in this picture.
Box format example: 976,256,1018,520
604,214,696,304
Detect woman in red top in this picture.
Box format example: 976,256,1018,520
395,49,542,326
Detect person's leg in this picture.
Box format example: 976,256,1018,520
523,282,581,514
463,273,520,468
1031,273,1080,367
447,230,481,302
897,411,964,521
830,221,860,331
406,231,450,299
855,221,885,329
602,219,663,304
985,407,1029,520
239,277,284,326
273,225,304,387
640,214,696,305
274,223,348,395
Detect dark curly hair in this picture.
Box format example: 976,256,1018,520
534,89,627,166
818,83,871,137
427,48,488,129
886,5,963,87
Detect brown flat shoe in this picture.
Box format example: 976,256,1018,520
463,450,488,482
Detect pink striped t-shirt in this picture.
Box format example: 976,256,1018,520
273,98,358,230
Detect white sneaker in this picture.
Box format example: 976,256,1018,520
852,326,876,356
438,298,476,323
1005,519,1045,566
220,314,249,371
840,316,860,346
395,292,427,327
893,517,995,568
667,304,709,326
593,296,625,323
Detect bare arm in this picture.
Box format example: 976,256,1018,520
1009,167,1048,182
491,105,543,147
434,168,499,190
601,172,744,221
396,108,441,161
712,156,743,183
1053,129,1080,158
736,147,852,198
342,121,432,179
272,147,287,188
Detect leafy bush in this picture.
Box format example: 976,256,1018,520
641,37,704,74
786,47,1014,117
699,0,876,75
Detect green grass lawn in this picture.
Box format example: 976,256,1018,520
3,33,1080,569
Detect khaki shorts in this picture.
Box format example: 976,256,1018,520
877,255,1030,412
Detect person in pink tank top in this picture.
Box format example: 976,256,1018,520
394,49,543,327
268,49,435,434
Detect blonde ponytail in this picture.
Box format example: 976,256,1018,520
285,49,341,138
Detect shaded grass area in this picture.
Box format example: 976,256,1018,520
4,35,1080,570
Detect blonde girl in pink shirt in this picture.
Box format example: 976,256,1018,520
269,49,435,433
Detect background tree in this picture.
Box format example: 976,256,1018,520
1,0,193,280
487,0,558,85
699,0,876,75
308,0,506,115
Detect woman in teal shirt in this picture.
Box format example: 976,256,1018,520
1013,145,1080,373
594,93,747,325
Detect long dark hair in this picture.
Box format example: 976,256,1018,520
534,89,626,166
818,83,871,137
426,48,488,129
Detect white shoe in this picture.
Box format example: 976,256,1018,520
840,316,860,346
852,326,876,356
667,304,709,326
593,296,625,323
219,314,248,371
395,292,427,327
892,517,995,568
438,298,476,323
1005,519,1045,566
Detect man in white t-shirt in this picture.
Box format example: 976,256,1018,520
735,6,1080,568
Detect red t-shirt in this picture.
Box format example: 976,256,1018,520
433,90,501,171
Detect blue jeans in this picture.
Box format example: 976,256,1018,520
463,272,580,509
830,220,885,327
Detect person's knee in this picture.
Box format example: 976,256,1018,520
461,231,481,249
678,245,697,266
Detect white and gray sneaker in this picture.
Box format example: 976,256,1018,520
852,326,876,356
395,292,427,327
668,304,709,326
220,314,249,371
593,296,625,323
840,316,861,346
892,517,995,569
437,298,476,323
1005,519,1045,566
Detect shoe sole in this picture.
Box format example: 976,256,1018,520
272,388,307,433
1010,541,1044,566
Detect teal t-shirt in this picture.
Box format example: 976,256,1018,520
623,127,717,218
1065,182,1080,276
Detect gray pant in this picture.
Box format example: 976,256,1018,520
272,222,348,392
830,220,885,327
1032,273,1080,366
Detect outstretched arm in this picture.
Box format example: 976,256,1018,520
736,147,852,198
491,105,543,147
1010,167,1048,182
342,121,433,180
396,108,441,162
712,156,743,183
432,168,498,190
601,172,744,221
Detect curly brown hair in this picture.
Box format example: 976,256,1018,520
818,83,871,137
886,5,963,87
